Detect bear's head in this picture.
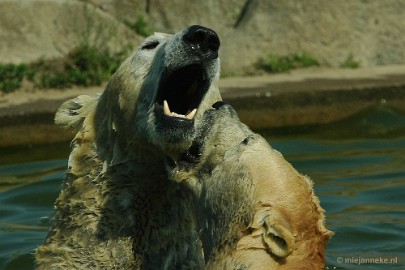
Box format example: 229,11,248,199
165,101,256,206
56,25,222,164
166,101,252,180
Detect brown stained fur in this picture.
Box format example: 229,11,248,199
228,137,334,269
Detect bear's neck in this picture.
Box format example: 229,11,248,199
104,149,203,269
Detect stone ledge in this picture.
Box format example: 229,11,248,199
1,66,405,147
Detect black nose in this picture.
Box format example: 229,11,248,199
183,25,220,60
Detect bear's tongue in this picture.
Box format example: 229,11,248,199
163,100,197,120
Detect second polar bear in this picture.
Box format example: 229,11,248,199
168,102,333,269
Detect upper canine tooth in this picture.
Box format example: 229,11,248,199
163,100,171,115
186,108,197,120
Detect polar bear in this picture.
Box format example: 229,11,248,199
35,25,222,269
167,102,333,269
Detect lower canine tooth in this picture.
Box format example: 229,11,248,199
186,108,197,119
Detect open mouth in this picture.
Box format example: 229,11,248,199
155,64,209,121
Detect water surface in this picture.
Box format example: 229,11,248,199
0,107,404,269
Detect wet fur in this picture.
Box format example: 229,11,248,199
35,28,222,269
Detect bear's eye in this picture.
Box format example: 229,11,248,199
141,41,159,50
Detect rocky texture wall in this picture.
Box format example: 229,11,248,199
1,0,405,74
0,0,141,64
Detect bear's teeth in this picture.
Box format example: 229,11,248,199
163,100,171,115
185,108,197,119
163,100,197,120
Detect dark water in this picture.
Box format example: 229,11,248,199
0,106,404,269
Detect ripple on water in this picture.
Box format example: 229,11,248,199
0,158,65,269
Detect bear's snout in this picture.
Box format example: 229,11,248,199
183,25,220,60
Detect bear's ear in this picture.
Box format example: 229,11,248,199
237,203,295,258
55,95,98,130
